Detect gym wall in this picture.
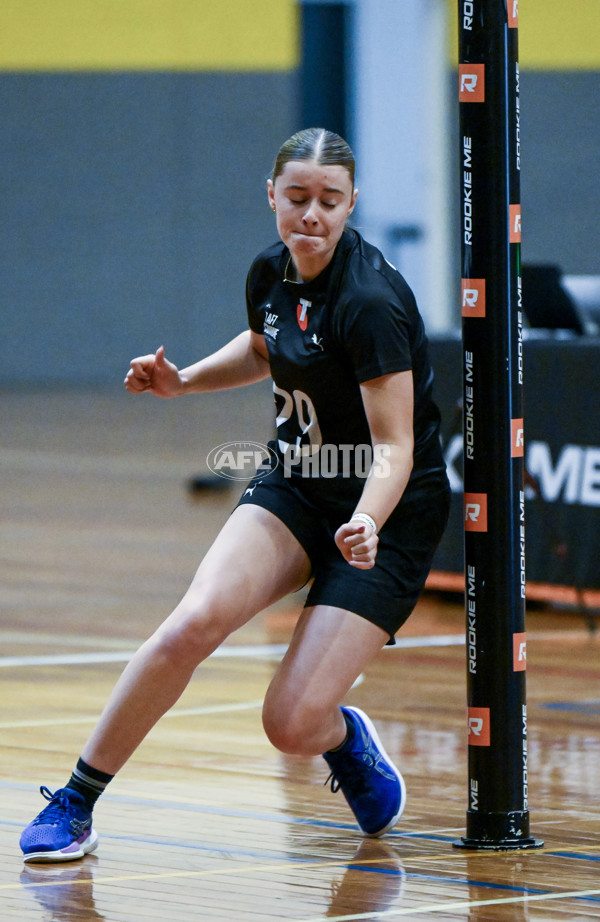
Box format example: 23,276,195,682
0,0,298,386
1,0,598,386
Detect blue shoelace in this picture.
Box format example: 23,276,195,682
31,787,79,825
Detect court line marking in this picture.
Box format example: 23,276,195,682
298,888,600,920
7,779,599,862
6,787,599,860
0,635,465,670
8,867,555,902
541,700,600,713
8,858,404,892
0,646,289,668
0,699,265,730
0,630,138,649
7,801,600,913
0,789,462,842
0,626,583,650
2,624,586,673
0,781,469,847
8,806,600,861
11,860,600,919
551,850,600,862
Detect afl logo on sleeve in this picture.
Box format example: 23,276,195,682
297,298,311,331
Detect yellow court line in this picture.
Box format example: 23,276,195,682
14,856,394,891
0,852,542,890
12,858,376,894
12,859,600,922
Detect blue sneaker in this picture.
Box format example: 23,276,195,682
323,707,406,837
20,787,98,863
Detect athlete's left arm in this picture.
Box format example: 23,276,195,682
335,370,414,569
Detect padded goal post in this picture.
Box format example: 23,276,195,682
454,0,543,850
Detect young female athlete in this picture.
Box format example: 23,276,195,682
21,128,450,862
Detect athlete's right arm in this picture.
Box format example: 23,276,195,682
124,331,270,397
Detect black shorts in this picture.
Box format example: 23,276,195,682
236,463,450,643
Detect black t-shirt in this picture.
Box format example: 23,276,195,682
246,228,445,508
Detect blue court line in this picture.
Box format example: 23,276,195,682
541,701,600,714
1,812,453,850
378,870,548,895
5,784,599,859
551,851,600,863
347,856,600,907
7,814,600,907
401,872,599,903
1,781,455,842
6,782,600,906
5,813,590,903
12,826,600,908
6,811,599,872
5,804,599,870
2,817,455,876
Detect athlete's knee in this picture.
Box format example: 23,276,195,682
262,688,325,755
261,701,300,754
151,599,230,668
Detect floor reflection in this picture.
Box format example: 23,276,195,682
20,857,104,922
326,838,406,917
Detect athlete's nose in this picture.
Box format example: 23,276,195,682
302,201,319,225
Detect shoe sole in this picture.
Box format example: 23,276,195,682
22,828,99,864
345,706,407,838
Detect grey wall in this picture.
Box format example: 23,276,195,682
520,72,599,274
1,68,598,387
1,73,295,386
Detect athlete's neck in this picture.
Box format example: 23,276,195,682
284,254,332,284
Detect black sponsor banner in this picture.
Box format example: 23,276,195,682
431,335,600,591
455,0,542,850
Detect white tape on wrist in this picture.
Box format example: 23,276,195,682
351,512,377,534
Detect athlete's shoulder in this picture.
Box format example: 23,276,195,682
247,241,286,283
335,229,417,311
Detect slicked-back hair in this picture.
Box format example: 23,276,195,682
271,128,355,188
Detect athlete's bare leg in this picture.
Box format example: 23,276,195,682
81,505,311,774
262,604,389,756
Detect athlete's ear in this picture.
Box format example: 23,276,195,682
267,180,276,212
348,187,358,216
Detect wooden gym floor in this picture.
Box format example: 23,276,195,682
1,387,599,920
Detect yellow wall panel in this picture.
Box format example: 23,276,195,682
448,0,600,70
520,0,600,70
0,0,298,71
